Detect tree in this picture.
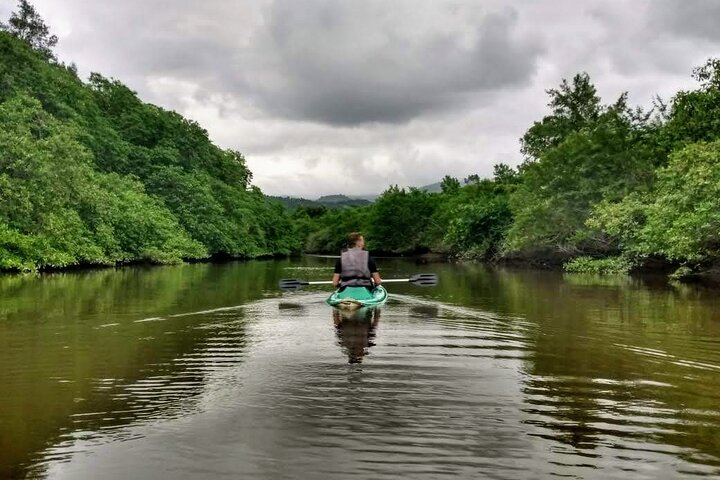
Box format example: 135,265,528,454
444,180,513,259
521,73,601,160
1,0,58,59
368,186,435,254
463,174,480,184
505,74,657,255
440,175,461,194
692,58,720,90
664,58,720,147
0,31,302,270
492,163,517,184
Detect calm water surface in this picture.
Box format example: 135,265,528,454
1,257,720,479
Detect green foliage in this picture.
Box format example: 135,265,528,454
440,175,461,194
441,179,513,259
292,58,720,277
0,94,206,270
520,73,601,160
463,174,480,184
304,207,371,254
664,58,720,147
669,266,693,280
0,30,299,271
5,16,720,279
0,0,57,59
563,256,633,274
505,77,659,255
492,163,518,184
368,186,436,254
591,141,720,264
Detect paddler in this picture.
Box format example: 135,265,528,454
331,232,382,291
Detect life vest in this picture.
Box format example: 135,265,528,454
340,248,372,287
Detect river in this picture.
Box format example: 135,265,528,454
1,257,720,479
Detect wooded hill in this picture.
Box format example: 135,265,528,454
0,20,299,270
269,195,371,210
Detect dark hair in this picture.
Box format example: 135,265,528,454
347,232,364,247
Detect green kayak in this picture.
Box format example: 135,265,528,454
326,285,388,310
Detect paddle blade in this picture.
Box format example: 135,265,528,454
408,273,438,287
278,279,308,291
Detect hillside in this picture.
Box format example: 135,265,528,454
0,29,298,271
418,182,443,193
269,195,371,209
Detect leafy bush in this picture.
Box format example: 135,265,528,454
563,256,633,274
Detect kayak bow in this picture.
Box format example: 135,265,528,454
326,285,388,310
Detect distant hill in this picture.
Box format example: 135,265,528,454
269,185,442,210
418,181,443,193
269,195,371,209
349,193,379,201
316,194,352,203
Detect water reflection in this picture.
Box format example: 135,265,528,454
332,307,380,364
409,304,440,319
0,262,274,479
3,257,720,479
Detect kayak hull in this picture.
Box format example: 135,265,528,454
326,285,388,310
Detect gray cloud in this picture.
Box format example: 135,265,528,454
52,1,543,126
17,0,720,197
649,0,720,43
244,2,544,125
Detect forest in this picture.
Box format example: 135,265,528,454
2,1,720,278
0,2,298,271
293,61,720,278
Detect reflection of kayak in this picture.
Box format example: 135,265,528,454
326,286,388,310
333,307,380,363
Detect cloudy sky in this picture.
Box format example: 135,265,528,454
3,1,719,197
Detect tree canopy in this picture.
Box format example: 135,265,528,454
0,0,57,59
0,20,302,271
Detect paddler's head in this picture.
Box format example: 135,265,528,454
347,232,365,249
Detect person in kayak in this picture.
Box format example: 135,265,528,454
332,232,382,291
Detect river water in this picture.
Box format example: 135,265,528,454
1,257,720,479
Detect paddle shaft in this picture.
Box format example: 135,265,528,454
304,278,418,285
279,273,437,290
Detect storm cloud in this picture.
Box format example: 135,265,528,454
650,0,720,43
17,0,720,197
243,2,543,125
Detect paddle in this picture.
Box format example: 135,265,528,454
279,273,438,291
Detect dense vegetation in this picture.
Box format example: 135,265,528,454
0,3,299,271
296,61,720,277
3,2,720,279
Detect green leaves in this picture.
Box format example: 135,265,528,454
563,256,633,274
504,74,660,257
368,186,436,254
1,0,57,60
0,30,299,271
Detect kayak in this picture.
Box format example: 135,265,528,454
326,285,388,310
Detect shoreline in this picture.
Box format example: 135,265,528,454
3,250,719,287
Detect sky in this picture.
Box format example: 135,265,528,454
3,0,720,198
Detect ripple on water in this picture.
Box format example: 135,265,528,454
19,292,720,479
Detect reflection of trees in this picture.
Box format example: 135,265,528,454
426,262,720,469
454,267,720,468
0,261,279,479
332,259,720,469
333,307,380,364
